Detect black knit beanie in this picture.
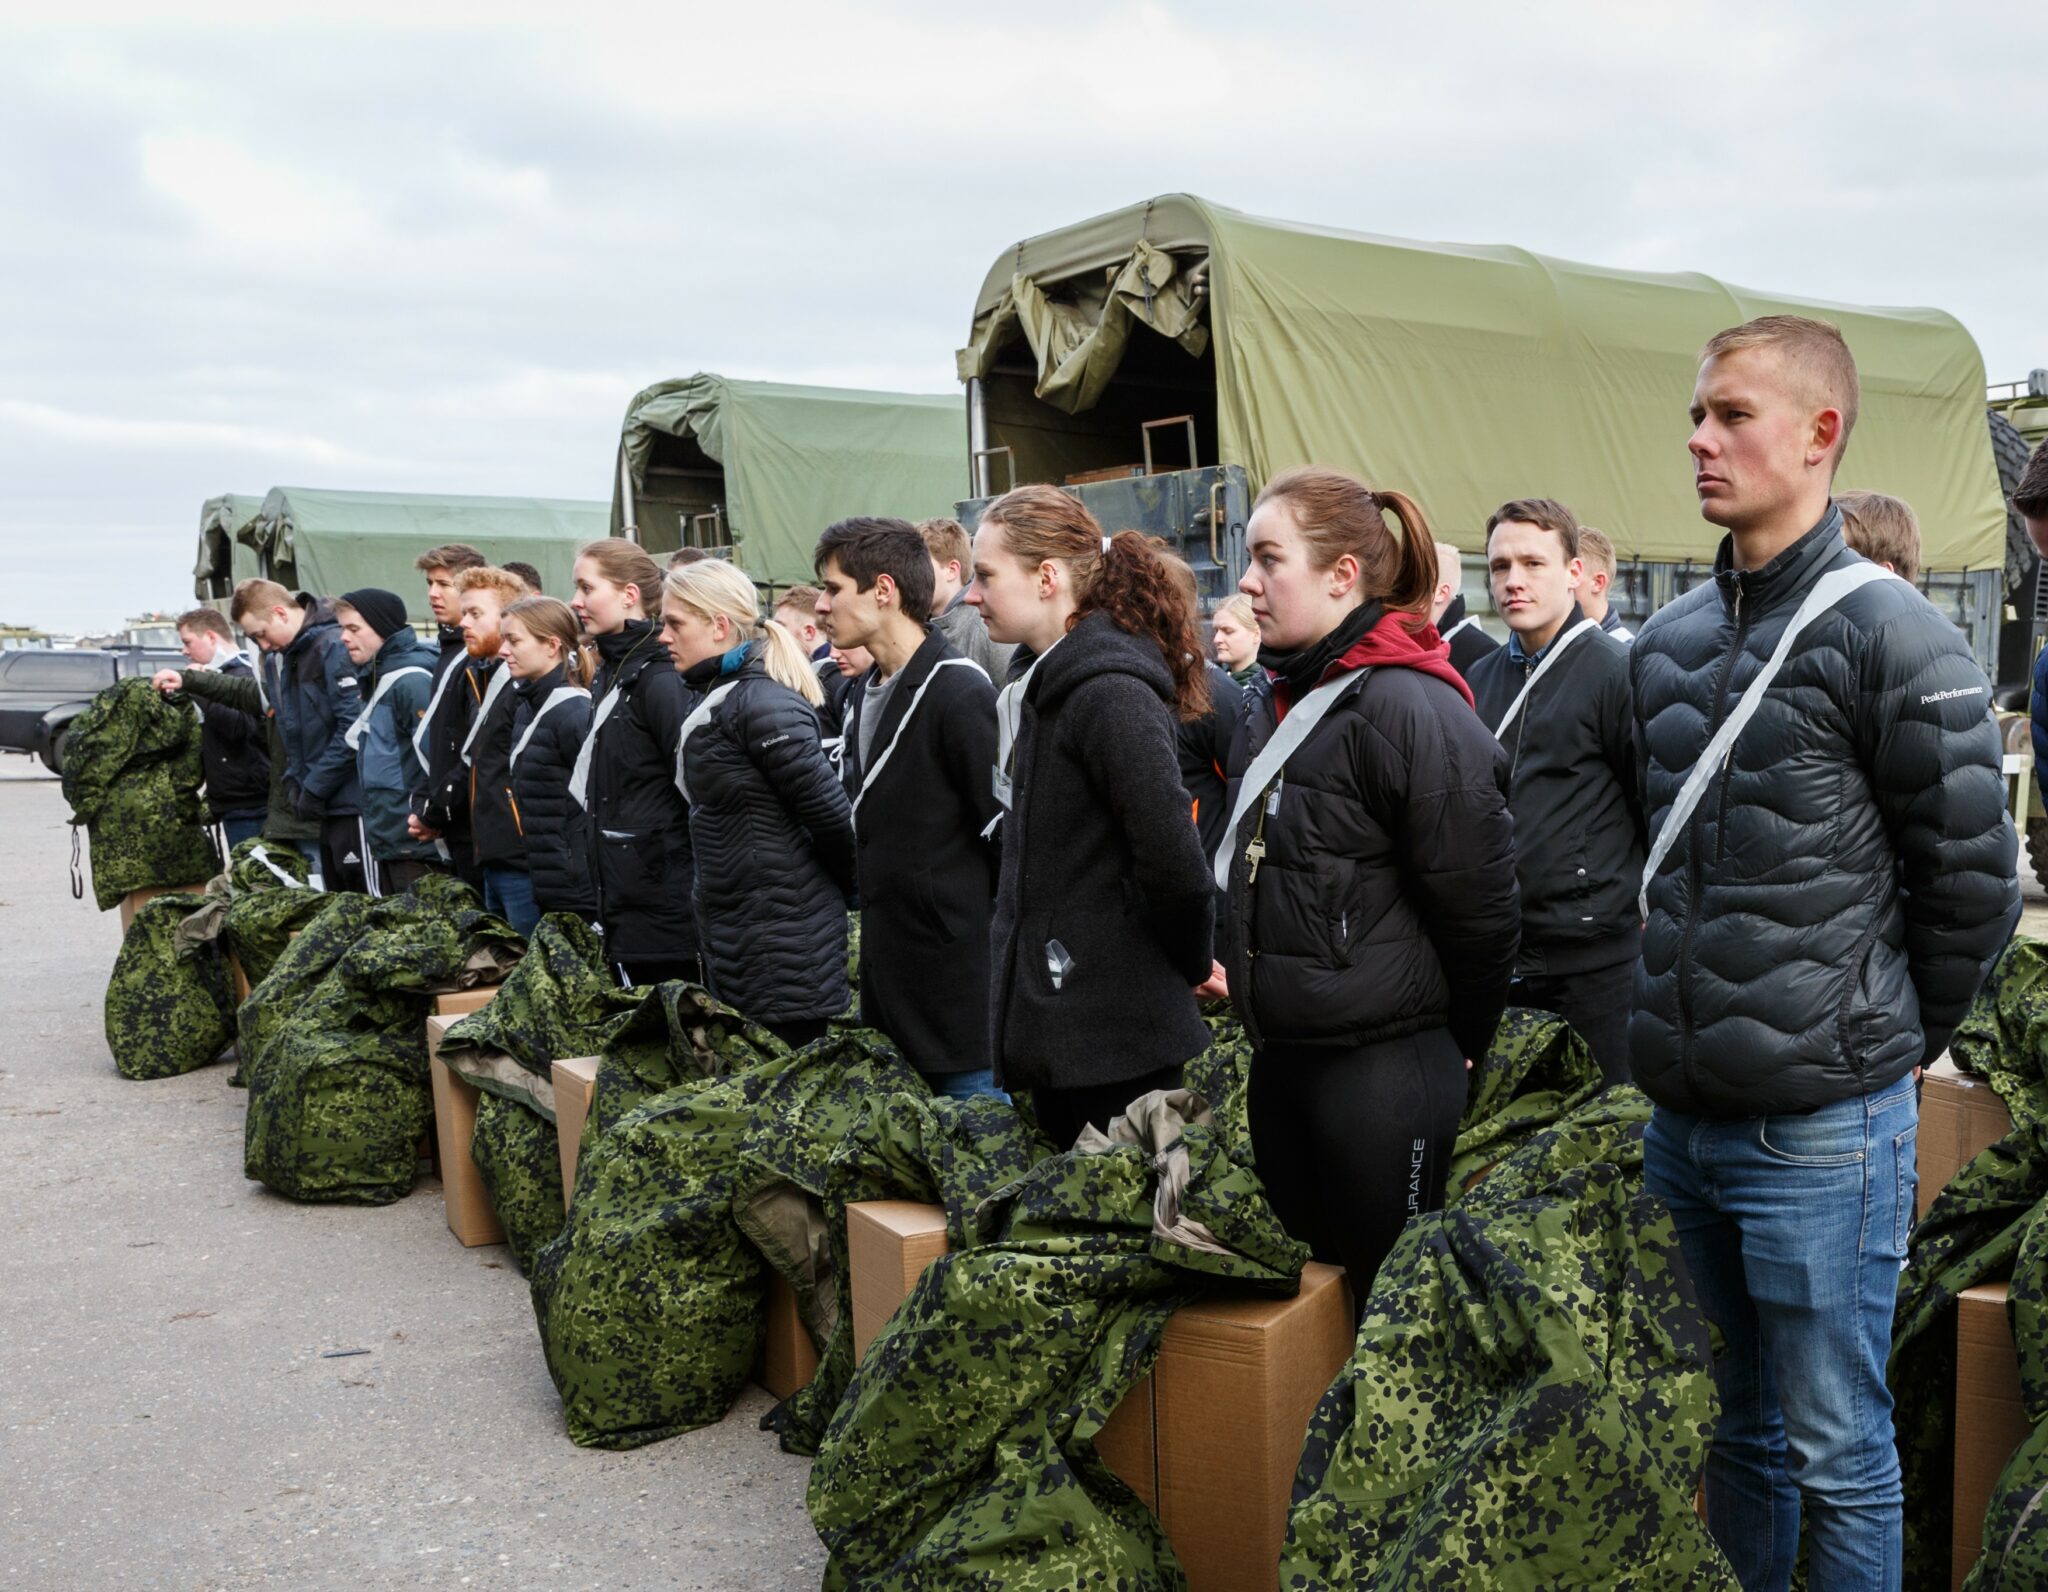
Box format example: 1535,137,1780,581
340,587,408,642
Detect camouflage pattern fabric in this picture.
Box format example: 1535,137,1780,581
222,887,331,999
1279,1013,1734,1591
175,837,314,960
769,1089,1052,1456
528,1028,924,1450
470,1090,566,1275
439,913,641,1083
241,877,523,1204
1892,945,2048,1589
586,980,787,1143
805,1091,1308,1591
103,892,235,1079
61,677,219,910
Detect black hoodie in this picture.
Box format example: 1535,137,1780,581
988,609,1214,1093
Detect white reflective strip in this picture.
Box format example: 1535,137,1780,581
673,683,739,806
459,664,513,764
1213,667,1373,889
853,657,987,814
510,685,591,771
342,666,430,751
1491,618,1600,740
1638,562,1901,920
1439,614,1479,644
568,685,627,811
411,653,464,768
246,844,304,889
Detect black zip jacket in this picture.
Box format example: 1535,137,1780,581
1631,507,2018,1116
193,655,270,818
464,660,523,870
583,621,699,961
416,624,477,848
1467,602,1645,975
508,664,595,916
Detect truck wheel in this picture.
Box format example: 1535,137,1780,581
38,728,68,775
2029,817,2048,894
1991,409,2036,598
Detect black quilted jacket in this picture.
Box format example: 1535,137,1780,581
508,664,595,917
680,647,855,1025
1630,508,2018,1116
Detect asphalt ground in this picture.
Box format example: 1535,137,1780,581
6,754,2045,1591
0,761,825,1591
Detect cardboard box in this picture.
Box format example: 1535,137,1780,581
426,1014,503,1248
842,1199,1354,1582
432,985,499,1019
117,883,205,934
1151,1262,1353,1592
1920,1059,2013,1218
758,1273,822,1401
1953,1283,2031,1590
551,1055,600,1202
847,1200,952,1361
228,953,251,1005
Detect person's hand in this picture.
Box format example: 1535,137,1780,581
1466,1058,1475,1072
1193,960,1229,999
150,669,184,693
290,785,318,821
406,814,440,841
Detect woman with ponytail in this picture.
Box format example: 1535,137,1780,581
661,559,854,1049
1222,467,1519,1297
969,484,1218,1149
501,596,597,926
569,538,700,987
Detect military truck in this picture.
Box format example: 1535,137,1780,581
954,194,2011,675
611,374,966,591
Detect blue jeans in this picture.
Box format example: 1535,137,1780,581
220,814,265,851
483,867,540,938
927,1068,1009,1104
1644,1074,1917,1592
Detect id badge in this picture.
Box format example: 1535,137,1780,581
1265,776,1284,817
993,766,1014,809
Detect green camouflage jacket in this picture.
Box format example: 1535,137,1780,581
240,876,522,1204
1894,940,2048,1589
1280,1011,1735,1591
62,677,219,910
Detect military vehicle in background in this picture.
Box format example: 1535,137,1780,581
610,374,965,594
954,194,2012,677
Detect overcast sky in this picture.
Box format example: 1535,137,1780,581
3,1,2043,633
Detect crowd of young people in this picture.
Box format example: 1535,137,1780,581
145,313,2040,1592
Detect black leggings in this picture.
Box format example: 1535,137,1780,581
1249,1028,1468,1310
766,1018,831,1051
1031,1061,1185,1153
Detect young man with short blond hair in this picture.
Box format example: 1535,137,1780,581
1427,537,1501,676
1465,497,1641,1083
1834,490,1921,584
920,516,1013,679
228,578,366,891
412,542,489,884
1573,527,1634,642
1633,314,2017,1590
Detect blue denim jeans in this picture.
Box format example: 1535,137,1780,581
1644,1073,1917,1592
483,866,540,938
220,813,266,851
926,1067,1009,1104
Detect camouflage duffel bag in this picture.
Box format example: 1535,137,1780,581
104,893,234,1079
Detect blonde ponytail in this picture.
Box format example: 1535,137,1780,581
662,559,824,707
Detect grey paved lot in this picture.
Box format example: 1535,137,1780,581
0,763,825,1591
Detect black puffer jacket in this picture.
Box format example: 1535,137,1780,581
1222,605,1520,1063
990,610,1215,1092
680,645,855,1025
1178,659,1244,866
582,622,699,962
508,665,594,916
1631,509,2019,1117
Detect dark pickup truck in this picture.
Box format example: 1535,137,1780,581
0,648,190,774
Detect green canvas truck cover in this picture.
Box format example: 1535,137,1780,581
611,374,964,583
193,493,267,600
959,193,2005,568
249,488,609,619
